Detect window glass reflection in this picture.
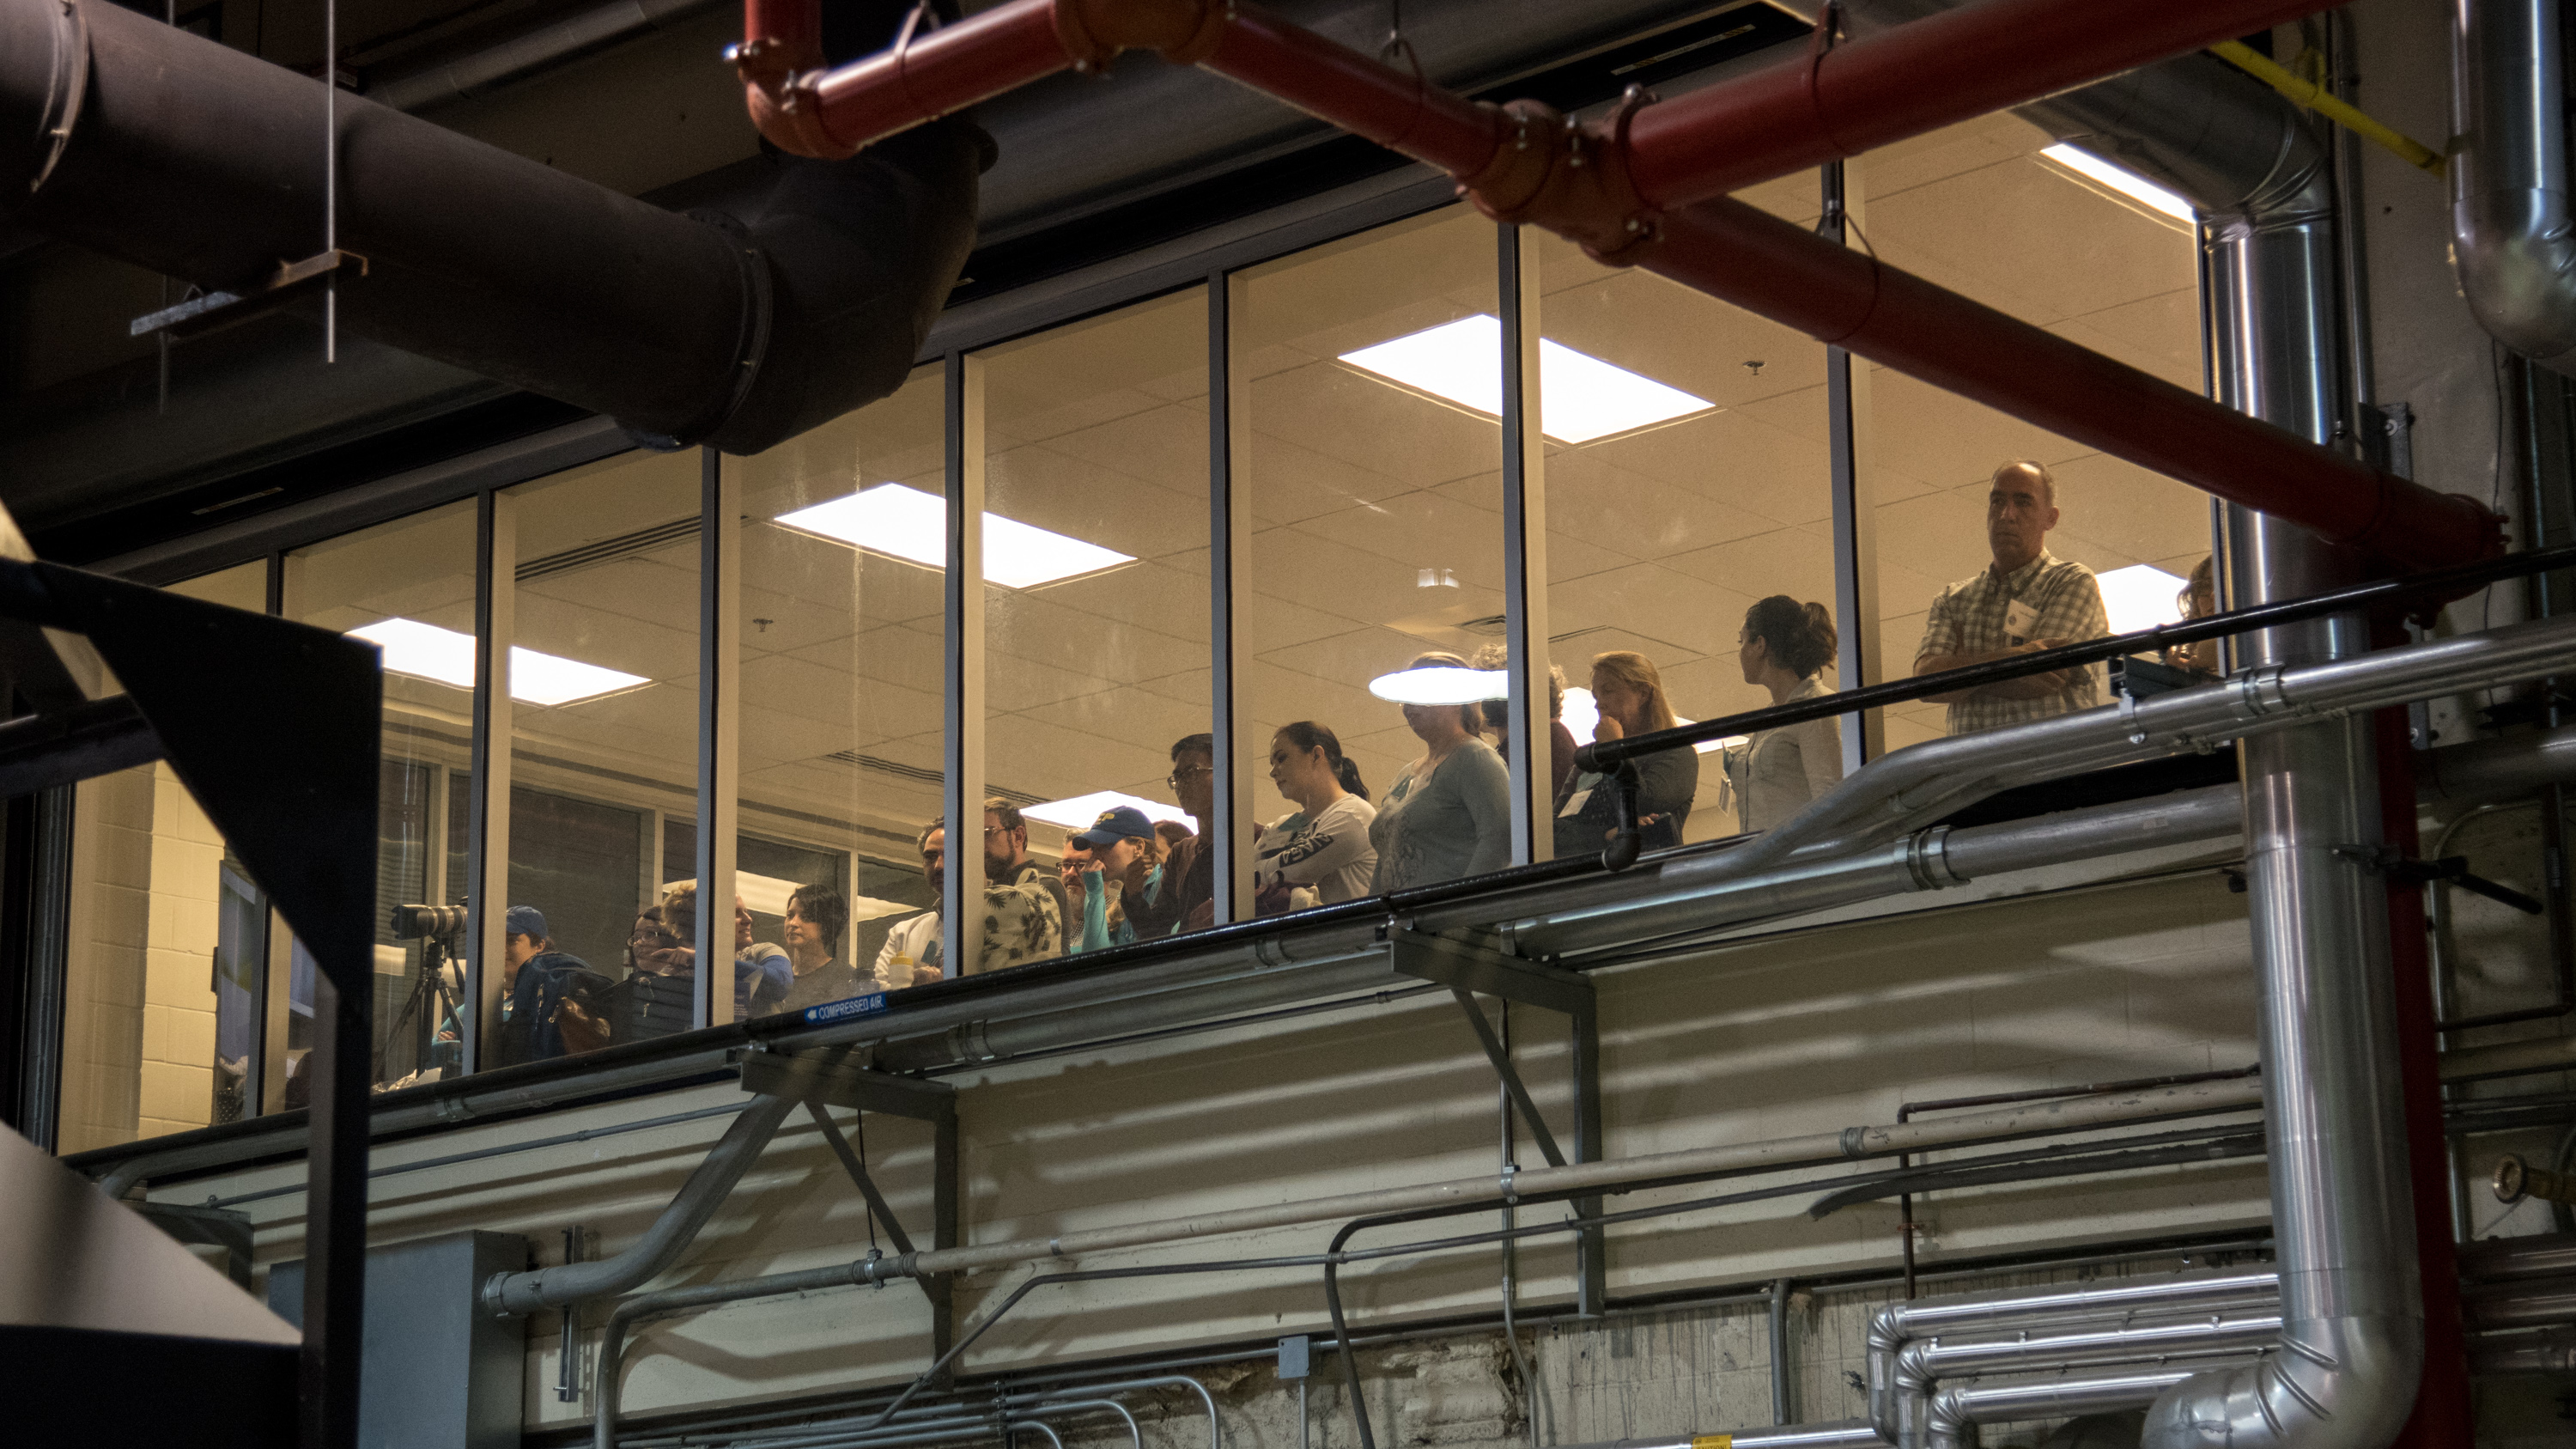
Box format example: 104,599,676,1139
286,508,474,1093
506,453,701,1052
1238,207,1510,897
1531,228,1837,844
979,291,1209,953
1858,114,2209,748
732,364,950,1003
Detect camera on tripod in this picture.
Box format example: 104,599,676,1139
390,904,469,941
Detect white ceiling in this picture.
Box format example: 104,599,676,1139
235,107,2208,861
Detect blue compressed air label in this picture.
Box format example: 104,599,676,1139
802,992,888,1025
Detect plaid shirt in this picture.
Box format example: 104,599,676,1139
1913,550,2109,734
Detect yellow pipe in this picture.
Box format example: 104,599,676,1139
2210,40,2447,178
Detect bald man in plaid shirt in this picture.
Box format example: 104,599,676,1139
1911,460,2109,735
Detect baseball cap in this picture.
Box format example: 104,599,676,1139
506,904,548,941
1069,805,1157,849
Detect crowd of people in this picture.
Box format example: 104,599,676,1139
483,460,2193,1061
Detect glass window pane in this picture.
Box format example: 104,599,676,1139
58,561,271,1152
1860,115,2208,749
506,451,702,1051
1238,207,1510,895
287,507,476,1092
980,290,1211,958
1533,228,1836,844
732,363,946,1009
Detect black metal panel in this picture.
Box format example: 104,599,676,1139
0,1324,298,1446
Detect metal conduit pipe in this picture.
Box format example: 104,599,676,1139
2451,0,2576,374
1935,1366,2254,1449
1864,1271,2282,1444
0,0,981,454
736,1400,1145,1449
2459,1230,2576,1281
1889,1312,2284,1449
2461,1272,2576,1331
1655,609,2576,886
1512,783,2241,960
1547,1427,1888,1449
483,1091,799,1318
2416,721,2576,801
2468,1324,2576,1374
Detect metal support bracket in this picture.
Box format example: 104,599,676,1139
740,1049,960,1356
129,249,368,341
1387,926,1607,1313
2338,843,2545,915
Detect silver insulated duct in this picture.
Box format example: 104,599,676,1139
2451,0,2576,374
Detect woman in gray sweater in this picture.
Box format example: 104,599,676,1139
1369,652,1513,892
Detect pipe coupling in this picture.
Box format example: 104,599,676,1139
2228,664,2293,719
1052,0,1230,68
1460,89,1662,267
1904,825,1965,892
29,0,87,194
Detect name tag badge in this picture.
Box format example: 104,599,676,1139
2005,599,2039,644
1558,788,1593,819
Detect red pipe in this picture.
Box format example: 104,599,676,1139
1637,199,2500,569
734,0,2502,569
2372,701,2476,1448
1622,0,2346,212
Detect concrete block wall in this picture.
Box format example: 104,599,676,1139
57,765,154,1154
55,762,228,1153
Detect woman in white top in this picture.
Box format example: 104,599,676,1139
1254,721,1378,910
1723,595,1845,834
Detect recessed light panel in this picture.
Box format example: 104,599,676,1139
2095,563,2190,636
1339,314,1716,444
1367,666,1507,705
348,618,647,707
2041,144,2196,224
1024,789,1196,832
775,484,1134,589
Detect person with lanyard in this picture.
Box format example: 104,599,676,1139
873,820,952,988
1064,805,1167,954
1911,459,2110,734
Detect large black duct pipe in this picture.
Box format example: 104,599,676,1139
0,0,980,454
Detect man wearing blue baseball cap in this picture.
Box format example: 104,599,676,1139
489,905,609,1065
1064,805,1170,955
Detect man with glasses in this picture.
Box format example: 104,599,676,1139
871,798,1066,989
1162,733,1218,933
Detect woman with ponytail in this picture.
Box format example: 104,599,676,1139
1255,721,1377,909
1725,595,1844,833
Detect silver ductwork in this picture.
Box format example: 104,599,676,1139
2451,0,2576,374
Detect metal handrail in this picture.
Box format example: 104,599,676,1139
1578,539,2576,772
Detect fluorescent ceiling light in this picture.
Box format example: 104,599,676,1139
1369,666,1507,705
1024,789,1195,832
2041,144,2195,223
1563,686,1728,755
1338,315,1716,445
774,484,1134,589
2096,563,2190,636
349,618,647,707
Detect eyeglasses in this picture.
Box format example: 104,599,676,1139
1166,765,1212,788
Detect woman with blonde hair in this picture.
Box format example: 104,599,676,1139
1723,595,1844,834
1556,650,1698,859
1369,651,1513,891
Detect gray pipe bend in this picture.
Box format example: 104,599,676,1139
487,1090,799,1318
2451,0,2576,374
1888,1313,2282,1449
1863,1270,2281,1444
1932,1366,2251,1449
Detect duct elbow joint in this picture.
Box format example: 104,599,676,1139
2141,1314,2422,1449
2451,190,2576,374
